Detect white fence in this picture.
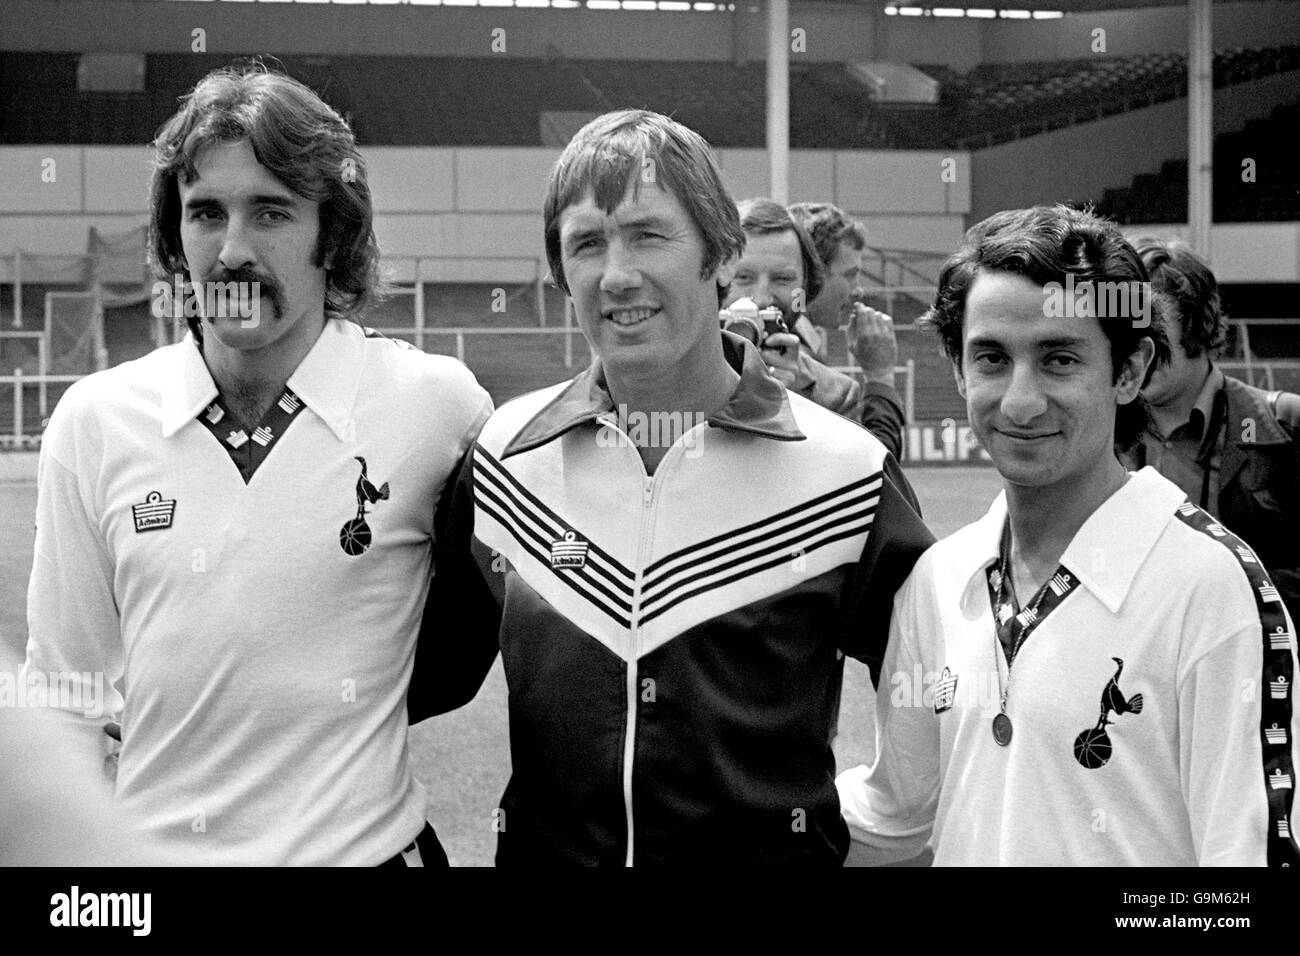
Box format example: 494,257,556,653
3,310,1291,448
0,330,918,450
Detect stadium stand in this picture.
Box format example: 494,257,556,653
1097,95,1300,224
892,45,1300,149
5,47,1299,153
3,42,1297,442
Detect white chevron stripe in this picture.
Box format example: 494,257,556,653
642,492,879,610
646,478,880,586
641,510,877,620
475,493,633,627
474,465,635,597
478,447,639,590
636,514,876,653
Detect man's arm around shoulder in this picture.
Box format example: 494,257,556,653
839,452,933,687
407,432,503,724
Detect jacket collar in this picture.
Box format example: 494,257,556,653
160,318,363,442
1220,372,1291,492
502,331,805,458
1188,364,1223,439
958,466,1186,618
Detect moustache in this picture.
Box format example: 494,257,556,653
200,268,284,320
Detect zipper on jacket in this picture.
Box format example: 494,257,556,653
621,474,654,867
621,440,689,867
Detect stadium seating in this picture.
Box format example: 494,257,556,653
1096,95,1300,224
4,46,1296,424
5,47,1297,154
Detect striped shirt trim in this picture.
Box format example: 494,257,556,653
475,445,635,591
1174,501,1299,867
644,473,884,587
473,446,635,627
638,512,876,627
195,386,306,485
639,488,879,618
474,485,634,628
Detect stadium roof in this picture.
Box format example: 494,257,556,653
836,0,1282,9
144,0,1294,14
148,0,1289,9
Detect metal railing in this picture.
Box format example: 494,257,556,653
832,359,916,424
368,324,588,371
1228,318,1299,390
0,372,82,449
4,252,552,338
4,313,1292,448
378,255,552,335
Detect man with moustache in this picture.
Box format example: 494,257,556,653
835,206,1298,866
23,65,491,865
416,110,933,866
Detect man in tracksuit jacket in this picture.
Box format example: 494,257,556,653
409,109,933,866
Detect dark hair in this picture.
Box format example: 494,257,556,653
788,201,868,271
149,63,382,337
922,204,1170,447
1132,237,1228,359
543,109,745,305
736,197,825,305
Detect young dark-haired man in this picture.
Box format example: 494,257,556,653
836,206,1298,866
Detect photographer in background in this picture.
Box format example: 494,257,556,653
790,201,906,460
725,198,902,456
1119,237,1300,622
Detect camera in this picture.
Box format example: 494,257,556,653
720,297,789,348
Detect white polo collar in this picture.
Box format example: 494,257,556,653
160,318,365,443
958,466,1186,617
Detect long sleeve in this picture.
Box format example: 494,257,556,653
837,452,933,686
407,435,504,724
1271,392,1300,624
23,412,124,769
859,381,905,461
1178,609,1300,866
793,351,862,421
836,571,941,864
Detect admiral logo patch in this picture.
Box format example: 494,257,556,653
1269,675,1289,700
550,531,589,569
132,491,176,533
1270,626,1292,651
933,667,958,714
